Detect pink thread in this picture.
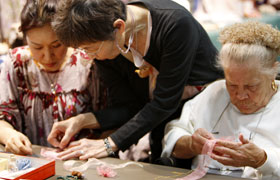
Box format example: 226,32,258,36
96,165,117,178
176,139,217,180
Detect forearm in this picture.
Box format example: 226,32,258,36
76,112,100,129
0,120,17,144
172,135,197,159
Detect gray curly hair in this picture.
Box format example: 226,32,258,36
217,21,280,77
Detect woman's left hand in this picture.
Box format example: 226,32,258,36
57,138,116,160
211,134,267,168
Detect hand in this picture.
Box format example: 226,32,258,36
57,137,117,160
190,128,215,155
47,117,82,149
172,128,214,159
5,130,32,155
211,134,267,168
47,113,100,149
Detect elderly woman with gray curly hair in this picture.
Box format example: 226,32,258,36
161,21,280,179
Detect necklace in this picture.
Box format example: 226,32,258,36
211,102,266,141
116,7,135,54
45,71,60,95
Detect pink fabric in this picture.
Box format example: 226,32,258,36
119,133,150,161
176,140,217,180
40,148,62,161
96,165,117,178
63,158,143,172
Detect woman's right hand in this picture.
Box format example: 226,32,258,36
47,113,100,149
172,128,214,159
5,130,32,155
190,128,215,155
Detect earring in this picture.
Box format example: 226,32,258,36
271,81,278,91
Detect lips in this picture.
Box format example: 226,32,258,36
43,63,57,68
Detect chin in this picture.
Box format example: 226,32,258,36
236,106,257,114
44,66,60,72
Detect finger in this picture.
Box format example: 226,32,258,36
67,140,81,148
59,129,75,149
19,138,33,155
47,130,61,148
239,134,249,144
14,137,32,155
5,141,21,154
213,145,245,159
215,140,241,149
60,150,82,161
198,128,215,140
193,132,210,146
210,152,236,166
57,146,81,158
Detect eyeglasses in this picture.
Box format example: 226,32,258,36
78,41,104,57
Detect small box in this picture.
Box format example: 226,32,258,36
0,152,55,180
0,158,8,171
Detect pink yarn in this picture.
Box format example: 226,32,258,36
176,139,217,180
96,165,117,178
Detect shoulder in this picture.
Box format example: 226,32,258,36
131,0,194,26
67,49,92,68
9,46,32,64
187,80,230,121
194,80,228,105
0,46,31,72
204,80,227,94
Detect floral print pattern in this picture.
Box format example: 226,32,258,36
0,46,106,146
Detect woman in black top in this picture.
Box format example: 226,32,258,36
47,0,223,161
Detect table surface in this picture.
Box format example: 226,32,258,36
5,145,245,180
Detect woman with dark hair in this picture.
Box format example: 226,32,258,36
48,0,223,161
0,0,106,155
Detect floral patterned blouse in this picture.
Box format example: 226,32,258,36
0,46,106,146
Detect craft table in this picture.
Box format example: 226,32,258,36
0,145,247,180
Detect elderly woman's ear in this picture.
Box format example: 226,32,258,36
273,61,280,79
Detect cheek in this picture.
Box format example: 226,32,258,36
250,89,267,103
30,49,42,62
54,48,67,60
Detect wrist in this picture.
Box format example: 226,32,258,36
188,136,198,156
103,137,117,156
1,128,17,144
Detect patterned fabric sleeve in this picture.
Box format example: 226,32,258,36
0,51,23,131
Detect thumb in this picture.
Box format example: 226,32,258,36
59,129,75,149
239,133,249,144
47,130,60,148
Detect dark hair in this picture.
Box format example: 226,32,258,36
19,0,58,34
52,0,127,47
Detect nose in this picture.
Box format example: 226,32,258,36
236,87,248,100
43,48,53,63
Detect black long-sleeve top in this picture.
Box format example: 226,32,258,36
94,0,223,151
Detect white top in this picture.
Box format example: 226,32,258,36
162,80,280,179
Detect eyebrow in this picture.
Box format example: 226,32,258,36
31,40,59,45
83,46,97,50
